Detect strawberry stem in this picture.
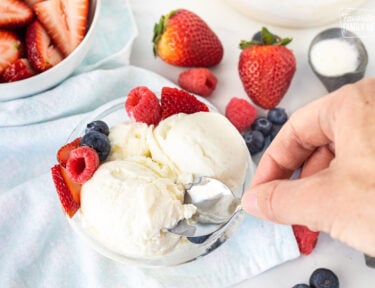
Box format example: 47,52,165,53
152,10,177,57
239,27,292,49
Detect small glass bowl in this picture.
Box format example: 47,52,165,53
66,95,255,267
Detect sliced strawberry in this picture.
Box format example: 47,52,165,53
51,164,81,218
292,224,320,255
0,0,34,29
56,137,81,167
0,30,21,74
0,58,36,82
24,0,44,8
225,97,257,133
33,0,89,57
125,86,162,125
160,87,209,119
25,20,63,72
66,146,99,184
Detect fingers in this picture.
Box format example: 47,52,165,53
250,92,336,187
300,145,334,178
242,146,335,230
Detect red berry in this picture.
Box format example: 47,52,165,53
178,68,218,97
225,97,257,133
238,28,296,109
51,164,81,218
125,86,162,125
0,58,36,82
292,225,320,255
66,146,99,184
153,9,224,67
160,86,209,119
56,137,81,167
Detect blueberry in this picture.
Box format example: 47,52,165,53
267,107,288,125
80,131,110,161
187,235,210,244
252,29,277,44
309,268,339,288
251,117,273,136
270,124,282,140
242,130,265,155
252,31,263,42
292,284,310,288
85,120,110,136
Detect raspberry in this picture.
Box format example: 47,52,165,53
66,146,99,184
178,68,218,97
125,86,161,125
160,86,209,119
225,97,257,132
292,225,320,255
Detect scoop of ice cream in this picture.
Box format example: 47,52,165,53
149,112,249,193
80,159,196,257
107,122,152,161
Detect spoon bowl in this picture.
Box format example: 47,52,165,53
168,176,242,237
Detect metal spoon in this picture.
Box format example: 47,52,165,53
308,27,374,268
168,176,242,238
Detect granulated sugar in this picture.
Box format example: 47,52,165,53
310,38,359,76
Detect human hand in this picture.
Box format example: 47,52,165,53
241,78,375,256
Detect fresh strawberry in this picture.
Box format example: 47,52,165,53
292,224,320,255
56,137,81,167
25,20,63,72
238,27,296,109
33,0,89,57
225,97,257,133
160,87,209,119
66,146,99,184
125,86,162,125
178,68,218,97
51,164,81,218
0,0,34,29
0,58,36,82
153,9,223,67
0,30,22,75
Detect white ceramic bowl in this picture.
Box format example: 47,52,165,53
65,95,255,267
224,0,368,28
0,0,101,101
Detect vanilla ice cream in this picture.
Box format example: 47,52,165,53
149,112,248,194
80,159,196,257
107,122,151,161
80,111,250,258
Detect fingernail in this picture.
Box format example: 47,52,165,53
241,190,260,215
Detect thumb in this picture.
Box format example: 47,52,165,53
242,147,341,230
242,146,336,230
241,171,334,229
242,169,338,231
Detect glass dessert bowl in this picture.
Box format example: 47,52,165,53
58,90,255,267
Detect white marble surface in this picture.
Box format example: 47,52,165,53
129,0,375,286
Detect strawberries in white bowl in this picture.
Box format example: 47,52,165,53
0,0,101,101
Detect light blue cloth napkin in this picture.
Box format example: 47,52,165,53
0,1,300,287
